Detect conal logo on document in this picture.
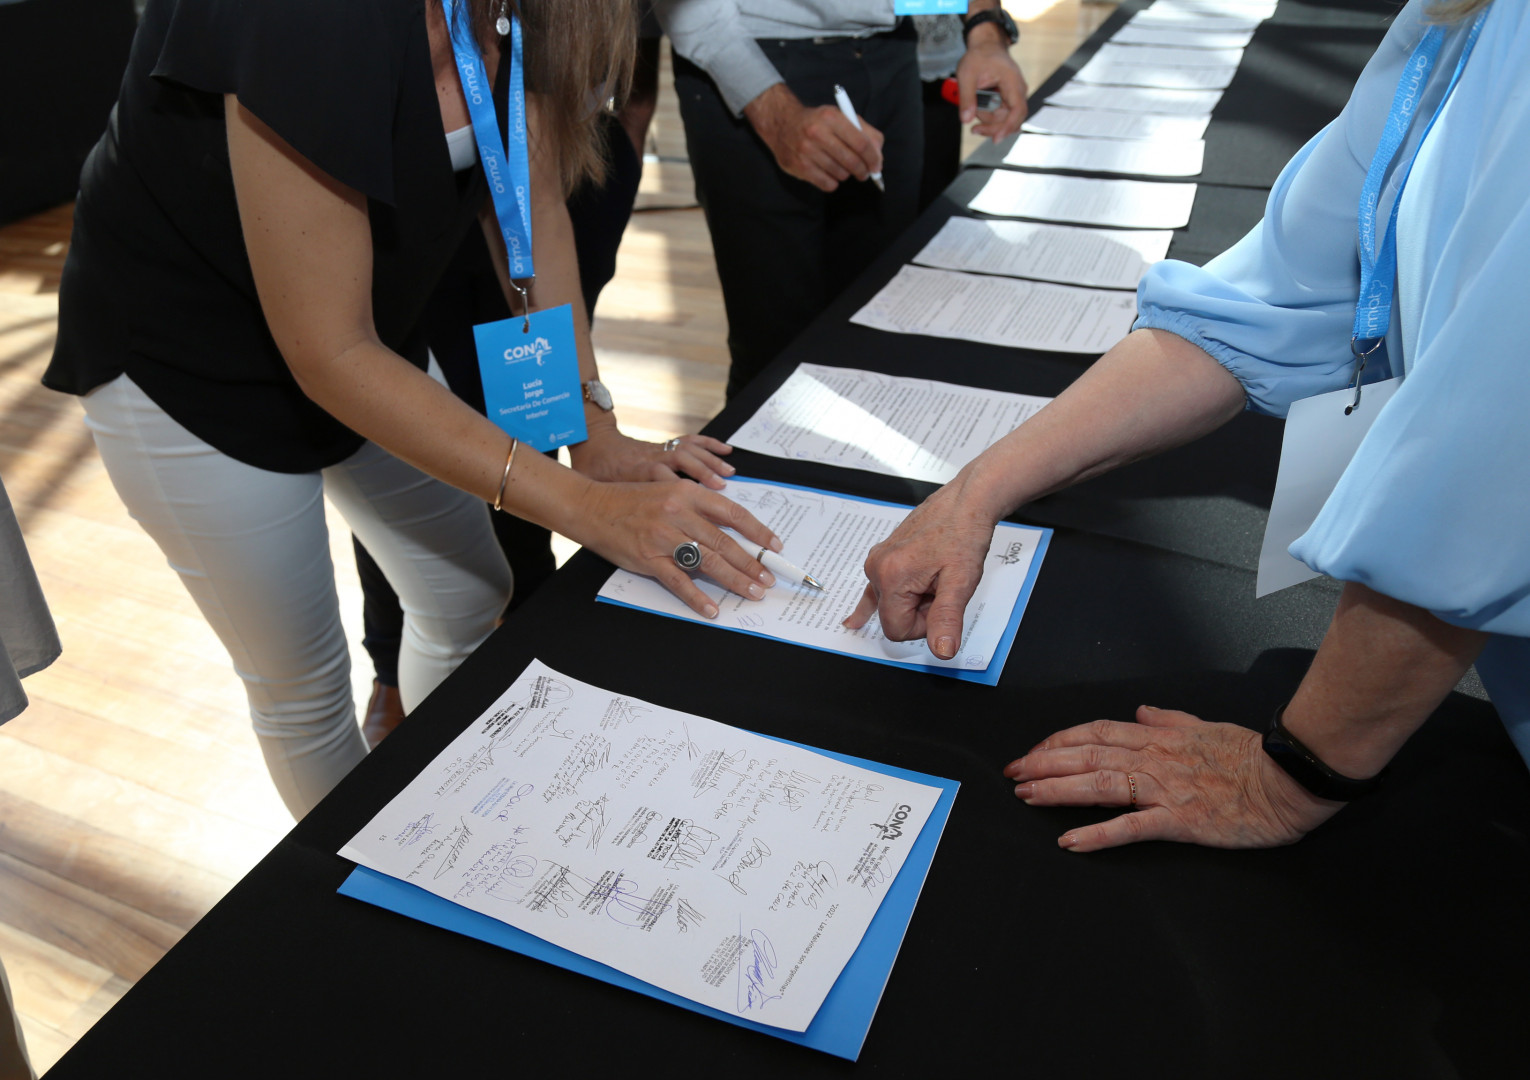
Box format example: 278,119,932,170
871,804,915,842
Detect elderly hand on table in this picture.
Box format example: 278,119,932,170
843,475,999,659
1006,707,1343,852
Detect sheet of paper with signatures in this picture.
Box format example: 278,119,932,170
341,660,943,1032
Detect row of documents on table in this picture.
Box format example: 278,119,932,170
330,0,1287,1059
849,0,1280,351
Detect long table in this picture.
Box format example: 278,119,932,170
50,3,1529,1076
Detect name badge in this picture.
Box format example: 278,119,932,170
474,303,587,452
1256,377,1403,597
894,0,967,13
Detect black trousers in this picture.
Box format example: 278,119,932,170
673,30,923,399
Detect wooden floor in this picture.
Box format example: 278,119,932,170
0,5,1113,1071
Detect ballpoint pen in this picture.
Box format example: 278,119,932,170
832,84,885,192
755,547,825,591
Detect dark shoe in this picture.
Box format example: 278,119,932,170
362,680,406,749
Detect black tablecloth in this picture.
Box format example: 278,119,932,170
49,2,1528,1076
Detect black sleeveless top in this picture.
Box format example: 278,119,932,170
46,0,510,472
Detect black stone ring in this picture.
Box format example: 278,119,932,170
672,541,703,571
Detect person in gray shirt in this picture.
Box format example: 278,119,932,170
654,1,1027,398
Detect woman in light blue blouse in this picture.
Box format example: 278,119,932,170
847,0,1526,851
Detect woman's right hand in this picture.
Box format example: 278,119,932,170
579,480,783,618
842,480,997,659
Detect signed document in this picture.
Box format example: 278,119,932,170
597,479,1051,684
728,363,1050,484
341,659,943,1033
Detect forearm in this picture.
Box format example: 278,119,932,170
1281,582,1489,779
290,338,595,535
950,328,1247,525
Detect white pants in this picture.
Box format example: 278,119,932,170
82,374,511,817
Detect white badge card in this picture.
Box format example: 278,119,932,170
1256,377,1403,597
475,303,587,452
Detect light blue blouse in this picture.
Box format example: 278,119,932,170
1135,0,1530,763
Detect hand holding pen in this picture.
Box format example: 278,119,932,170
832,85,884,192
742,82,884,193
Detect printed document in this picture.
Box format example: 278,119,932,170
1132,6,1266,31
727,363,1051,484
849,264,1138,354
1109,24,1254,48
1002,133,1205,177
341,659,944,1033
1045,83,1222,116
1024,105,1210,142
1096,42,1246,68
968,170,1198,229
911,216,1171,290
1075,57,1238,91
597,479,1050,681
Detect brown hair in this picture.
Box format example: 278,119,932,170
1428,0,1493,21
460,0,636,194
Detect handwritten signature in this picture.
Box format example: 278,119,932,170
795,860,838,910
737,928,781,1013
664,821,720,872
720,838,772,896
675,898,706,933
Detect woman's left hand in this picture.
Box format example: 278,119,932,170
569,424,737,490
1005,706,1343,851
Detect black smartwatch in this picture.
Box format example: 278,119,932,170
963,6,1019,48
1262,703,1388,802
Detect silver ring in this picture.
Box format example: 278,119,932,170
672,541,703,571
1126,772,1138,809
661,438,681,452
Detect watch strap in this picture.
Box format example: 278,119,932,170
963,7,1018,47
1262,703,1388,802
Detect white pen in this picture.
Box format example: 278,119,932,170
832,84,885,192
755,546,825,591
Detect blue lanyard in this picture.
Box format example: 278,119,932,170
1348,10,1486,407
443,0,534,283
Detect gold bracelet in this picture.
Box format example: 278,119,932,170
492,438,518,513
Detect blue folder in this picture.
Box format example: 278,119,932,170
339,738,958,1061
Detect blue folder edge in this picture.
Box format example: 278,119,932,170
594,476,1053,686
338,732,959,1062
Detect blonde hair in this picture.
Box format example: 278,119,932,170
1428,0,1493,21
461,0,635,195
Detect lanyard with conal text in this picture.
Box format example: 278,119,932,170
443,0,534,287
1348,10,1486,410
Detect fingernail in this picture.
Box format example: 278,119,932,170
747,583,764,600
1014,782,1034,801
1142,705,1159,712
1059,833,1078,850
722,462,736,474
770,536,783,553
757,569,776,587
703,604,719,619
934,636,955,659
